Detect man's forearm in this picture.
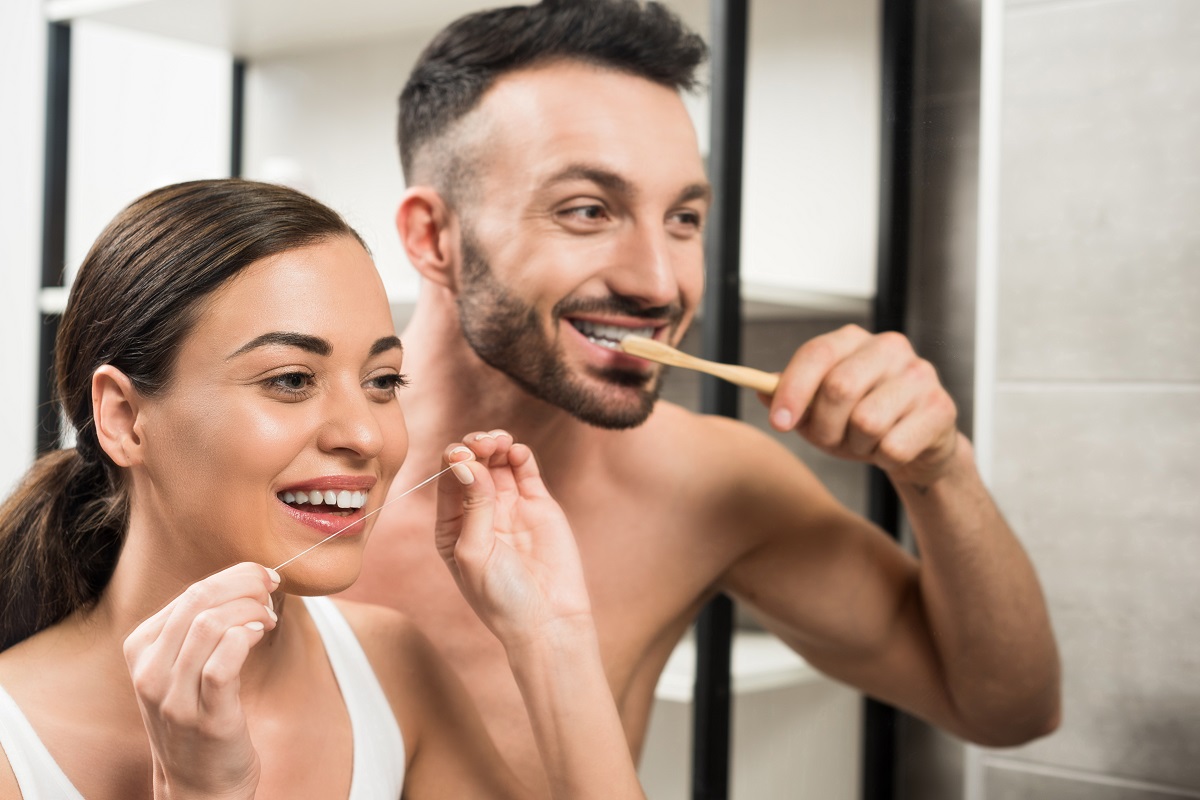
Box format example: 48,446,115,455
894,433,1061,745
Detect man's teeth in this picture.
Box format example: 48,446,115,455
571,320,656,350
280,489,367,510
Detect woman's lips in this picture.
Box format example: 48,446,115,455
275,476,376,537
278,499,370,537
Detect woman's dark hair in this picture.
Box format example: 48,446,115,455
0,178,364,650
398,0,708,190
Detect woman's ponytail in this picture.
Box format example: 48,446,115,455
0,448,127,650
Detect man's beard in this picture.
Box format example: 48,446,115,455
454,233,679,430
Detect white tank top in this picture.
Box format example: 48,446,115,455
0,596,405,799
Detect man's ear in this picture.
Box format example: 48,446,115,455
396,187,461,291
92,365,145,468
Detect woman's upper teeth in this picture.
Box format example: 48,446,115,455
280,489,367,509
573,320,655,347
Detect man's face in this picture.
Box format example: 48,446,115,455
450,61,710,429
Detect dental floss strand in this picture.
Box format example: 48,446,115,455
272,464,456,572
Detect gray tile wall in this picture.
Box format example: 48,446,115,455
986,0,1200,798
901,0,1200,798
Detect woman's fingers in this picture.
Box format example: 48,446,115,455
130,563,276,667
172,596,276,687
506,443,550,501
125,564,278,712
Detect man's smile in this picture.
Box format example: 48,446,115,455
568,319,658,350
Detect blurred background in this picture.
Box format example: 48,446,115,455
1,1,1197,798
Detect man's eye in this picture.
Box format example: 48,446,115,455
672,210,703,229
560,204,609,222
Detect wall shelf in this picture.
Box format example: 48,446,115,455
655,630,821,703
43,0,503,56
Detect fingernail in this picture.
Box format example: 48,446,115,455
245,621,266,632
265,605,278,623
491,429,511,439
451,462,475,485
771,408,793,430
266,567,281,585
474,432,496,441
448,445,473,461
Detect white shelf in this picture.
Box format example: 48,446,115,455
742,282,872,320
43,0,502,57
43,0,878,316
654,630,822,703
39,286,70,315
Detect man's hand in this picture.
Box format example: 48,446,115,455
765,324,960,488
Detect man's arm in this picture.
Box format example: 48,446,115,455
718,325,1060,747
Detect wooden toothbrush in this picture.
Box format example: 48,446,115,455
618,335,780,395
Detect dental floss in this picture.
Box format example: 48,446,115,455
272,464,456,572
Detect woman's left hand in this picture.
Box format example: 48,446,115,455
434,430,592,648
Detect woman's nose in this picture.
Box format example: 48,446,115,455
317,385,385,458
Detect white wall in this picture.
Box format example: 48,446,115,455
66,22,231,279
0,0,47,494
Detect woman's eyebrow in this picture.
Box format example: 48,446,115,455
369,336,404,358
227,331,332,359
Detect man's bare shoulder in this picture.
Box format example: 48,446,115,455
590,400,839,529
612,399,809,479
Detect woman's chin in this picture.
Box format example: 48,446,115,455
275,558,362,597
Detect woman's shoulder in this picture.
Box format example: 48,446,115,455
323,597,425,654
320,598,448,752
319,598,444,698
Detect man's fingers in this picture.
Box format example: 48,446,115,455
841,376,917,459
769,324,871,431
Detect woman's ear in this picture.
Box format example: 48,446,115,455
396,187,461,291
92,365,144,468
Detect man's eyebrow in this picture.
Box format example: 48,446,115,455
677,182,713,206
543,164,636,198
369,336,404,358
227,332,332,360
544,165,712,208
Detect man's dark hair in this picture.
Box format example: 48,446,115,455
398,0,708,195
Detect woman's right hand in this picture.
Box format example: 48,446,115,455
122,562,279,800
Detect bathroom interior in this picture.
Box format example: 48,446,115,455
1,0,1196,798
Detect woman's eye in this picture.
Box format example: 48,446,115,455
264,371,316,398
365,372,410,399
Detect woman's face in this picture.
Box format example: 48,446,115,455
131,235,408,592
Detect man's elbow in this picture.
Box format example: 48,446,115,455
964,692,1062,748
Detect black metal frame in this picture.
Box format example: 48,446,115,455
862,1,917,798
692,0,749,796
691,1,915,798
38,4,914,796
37,21,71,455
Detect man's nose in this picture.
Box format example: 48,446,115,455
606,222,681,309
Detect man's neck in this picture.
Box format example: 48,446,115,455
397,295,592,472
